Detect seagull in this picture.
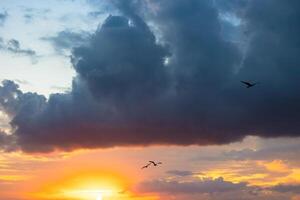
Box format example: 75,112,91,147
240,81,259,88
149,161,162,166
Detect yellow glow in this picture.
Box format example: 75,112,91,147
0,175,29,181
31,171,127,200
63,189,112,200
97,193,103,200
197,169,269,186
260,160,289,173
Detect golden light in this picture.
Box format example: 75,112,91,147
96,193,103,200
30,170,128,200
63,189,113,200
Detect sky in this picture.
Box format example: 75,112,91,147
0,0,300,199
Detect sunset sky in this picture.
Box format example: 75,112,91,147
1,0,300,200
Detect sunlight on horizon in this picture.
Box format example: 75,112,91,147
96,193,103,200
29,171,127,200
63,189,112,200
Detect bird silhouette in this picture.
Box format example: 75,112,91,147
141,161,162,169
240,81,259,88
149,161,162,166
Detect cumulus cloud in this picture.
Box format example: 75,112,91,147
0,0,300,152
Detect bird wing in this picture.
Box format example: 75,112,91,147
241,81,251,86
141,164,148,169
142,163,151,169
149,161,155,164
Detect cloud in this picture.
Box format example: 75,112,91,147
231,0,300,137
0,13,171,152
0,131,16,152
0,11,8,26
0,0,300,152
134,177,298,200
0,38,36,57
41,30,91,54
88,11,105,18
166,170,196,177
13,79,30,85
22,8,51,23
271,184,300,194
135,177,247,194
221,144,300,161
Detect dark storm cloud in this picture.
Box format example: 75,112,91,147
41,30,91,54
0,131,16,152
0,0,300,152
71,14,170,105
232,0,300,137
0,13,171,152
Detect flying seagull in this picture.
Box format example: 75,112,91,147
149,161,162,166
141,161,163,169
240,81,259,88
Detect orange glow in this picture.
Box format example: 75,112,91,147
260,160,289,173
1,143,300,199
197,159,300,187
198,168,269,186
0,175,29,181
280,168,300,184
30,170,128,200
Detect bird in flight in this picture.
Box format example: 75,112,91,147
240,81,259,88
149,161,162,166
141,161,162,169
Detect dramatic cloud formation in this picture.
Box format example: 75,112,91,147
0,0,300,152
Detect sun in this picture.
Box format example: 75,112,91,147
31,170,127,200
63,189,111,200
96,193,103,200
